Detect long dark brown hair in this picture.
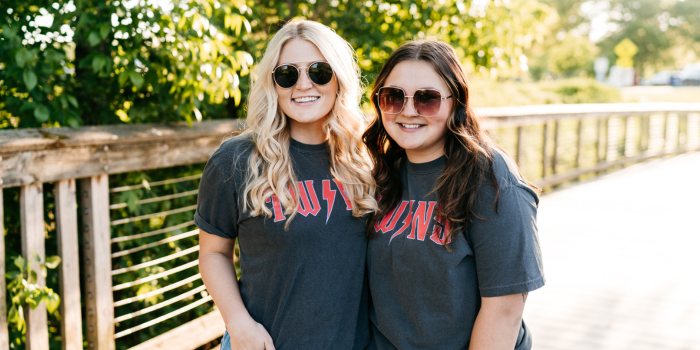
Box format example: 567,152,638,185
363,40,531,244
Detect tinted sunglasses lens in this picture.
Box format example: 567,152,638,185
414,89,443,116
378,88,405,114
273,65,299,88
308,62,333,85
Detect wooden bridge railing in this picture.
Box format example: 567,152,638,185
0,103,699,350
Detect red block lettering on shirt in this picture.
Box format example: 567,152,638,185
408,201,436,241
265,194,286,222
389,200,414,243
297,180,321,217
430,215,452,245
322,180,336,223
333,179,353,210
374,200,409,234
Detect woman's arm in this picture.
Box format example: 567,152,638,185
199,230,275,350
468,293,527,350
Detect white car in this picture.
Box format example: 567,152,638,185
679,63,700,86
643,70,681,86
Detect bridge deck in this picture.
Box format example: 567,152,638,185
524,151,700,349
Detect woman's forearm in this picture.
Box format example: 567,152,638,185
469,293,526,350
200,250,251,328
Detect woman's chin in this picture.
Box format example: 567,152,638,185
287,112,329,125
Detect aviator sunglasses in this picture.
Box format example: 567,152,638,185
272,61,334,89
376,87,452,117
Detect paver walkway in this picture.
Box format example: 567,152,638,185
523,151,700,350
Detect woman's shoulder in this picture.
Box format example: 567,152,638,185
208,132,255,174
487,146,539,201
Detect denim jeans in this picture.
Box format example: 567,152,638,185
219,330,231,350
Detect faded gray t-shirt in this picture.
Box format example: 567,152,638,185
195,134,370,350
368,150,545,350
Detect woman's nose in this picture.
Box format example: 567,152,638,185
295,69,313,90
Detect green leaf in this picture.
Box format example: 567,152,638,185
14,256,26,270
23,70,37,91
100,25,110,39
15,51,27,68
88,32,101,46
34,105,50,123
129,71,144,88
118,70,130,86
67,117,80,129
1,25,18,39
92,55,106,72
45,256,61,269
67,95,78,108
29,270,38,284
45,291,61,314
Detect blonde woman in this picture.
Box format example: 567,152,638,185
196,20,377,350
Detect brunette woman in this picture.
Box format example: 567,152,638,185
364,40,545,349
196,20,377,350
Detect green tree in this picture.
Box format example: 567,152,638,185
1,0,254,129
547,34,599,77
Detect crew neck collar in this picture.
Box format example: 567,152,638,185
289,138,329,153
406,155,446,174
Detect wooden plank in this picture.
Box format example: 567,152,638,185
621,117,630,157
533,146,695,189
475,102,700,120
1,133,241,189
516,126,525,166
638,116,648,154
551,121,560,175
0,189,8,350
20,183,49,350
0,119,246,153
55,179,83,350
662,115,669,152
596,118,603,163
575,119,584,168
127,310,225,350
542,122,549,178
81,175,115,350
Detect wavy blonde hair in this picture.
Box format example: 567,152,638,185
242,19,377,224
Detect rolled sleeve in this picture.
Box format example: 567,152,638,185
194,153,239,240
469,175,545,298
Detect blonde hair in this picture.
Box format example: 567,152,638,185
242,19,377,224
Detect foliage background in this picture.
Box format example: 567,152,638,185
2,0,699,348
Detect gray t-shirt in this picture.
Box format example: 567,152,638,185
195,134,370,350
367,150,545,350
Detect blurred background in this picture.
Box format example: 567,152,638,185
1,0,699,349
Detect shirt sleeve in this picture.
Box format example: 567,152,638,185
468,171,545,298
194,152,239,240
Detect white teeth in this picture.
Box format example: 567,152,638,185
293,96,319,103
400,123,422,129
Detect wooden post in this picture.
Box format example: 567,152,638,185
542,122,549,178
551,121,560,175
596,118,603,164
0,189,8,350
678,114,686,152
55,179,83,350
638,115,648,154
516,126,525,167
575,119,584,168
622,117,630,158
662,114,669,152
20,183,49,350
81,175,115,350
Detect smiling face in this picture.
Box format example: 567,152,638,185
275,39,337,144
381,60,453,163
